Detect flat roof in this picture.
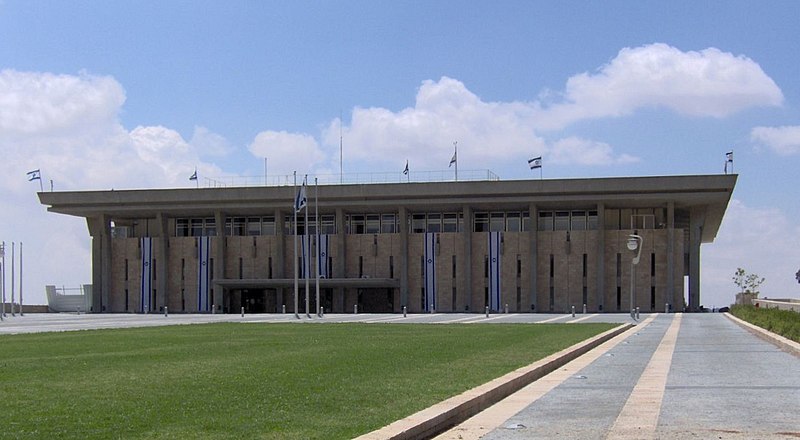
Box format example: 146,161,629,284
39,174,737,243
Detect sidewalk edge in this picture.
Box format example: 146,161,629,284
355,322,634,440
724,312,800,357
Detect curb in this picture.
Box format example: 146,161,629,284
724,312,800,357
355,322,634,440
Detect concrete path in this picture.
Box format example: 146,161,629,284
0,311,640,335
438,313,800,439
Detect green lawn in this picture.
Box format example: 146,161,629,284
0,322,614,439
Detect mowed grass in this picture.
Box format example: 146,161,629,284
0,322,615,439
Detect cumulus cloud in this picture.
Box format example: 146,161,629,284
0,70,223,304
0,69,125,137
549,137,639,166
535,43,783,130
702,200,800,307
750,125,800,156
190,126,234,157
320,77,635,172
248,130,327,176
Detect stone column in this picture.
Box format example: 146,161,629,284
595,203,605,312
336,208,347,311
213,211,226,312
156,213,169,311
399,206,409,309
87,216,110,313
688,207,705,312
462,205,472,312
666,202,675,309
274,209,285,312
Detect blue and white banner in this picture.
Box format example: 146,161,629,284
488,231,502,311
198,236,211,312
424,233,436,312
317,234,329,278
140,237,152,313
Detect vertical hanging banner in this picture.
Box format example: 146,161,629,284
488,231,502,311
424,233,436,311
198,236,211,312
140,237,152,313
317,234,329,279
301,234,312,279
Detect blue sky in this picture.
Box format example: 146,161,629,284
1,1,799,307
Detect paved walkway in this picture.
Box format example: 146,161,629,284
437,313,800,439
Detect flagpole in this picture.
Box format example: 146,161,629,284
304,175,310,318
315,177,320,317
19,242,22,316
10,242,14,316
454,141,458,182
0,242,5,319
293,171,299,319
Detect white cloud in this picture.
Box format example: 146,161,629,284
750,125,800,156
0,70,223,305
549,137,639,166
0,69,124,137
323,77,636,171
248,130,326,176
535,43,783,130
190,126,234,157
702,199,800,307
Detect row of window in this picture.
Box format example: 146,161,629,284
170,207,670,237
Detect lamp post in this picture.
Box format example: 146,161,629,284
627,234,643,320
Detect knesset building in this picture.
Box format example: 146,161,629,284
39,173,736,314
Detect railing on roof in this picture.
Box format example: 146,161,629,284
204,169,500,188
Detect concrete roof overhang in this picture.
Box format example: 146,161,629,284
39,174,737,243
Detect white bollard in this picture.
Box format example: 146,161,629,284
320,306,324,318
504,303,508,314
571,305,575,317
212,304,216,315
665,303,669,314
485,305,489,318
583,304,587,314
430,304,434,314
164,306,168,317
635,307,640,319
354,304,358,314
282,304,286,314
403,306,407,317
241,307,245,317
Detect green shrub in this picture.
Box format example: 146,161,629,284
731,304,800,342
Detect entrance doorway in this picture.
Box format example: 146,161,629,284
357,288,394,313
225,289,269,313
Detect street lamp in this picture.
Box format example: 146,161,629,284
627,234,643,319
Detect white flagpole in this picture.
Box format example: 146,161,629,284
293,171,299,319
454,141,458,182
19,242,22,316
315,177,320,317
10,242,14,316
0,242,4,319
304,176,310,318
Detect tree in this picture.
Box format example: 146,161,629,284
732,267,766,297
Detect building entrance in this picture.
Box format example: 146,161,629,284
224,289,274,313
357,288,394,313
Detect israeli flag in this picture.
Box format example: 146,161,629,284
317,234,329,279
424,233,436,312
198,236,211,312
488,231,502,311
140,237,152,313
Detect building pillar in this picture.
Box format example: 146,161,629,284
336,208,347,311
462,205,472,312
595,203,605,312
274,209,285,312
666,202,675,309
399,206,409,309
528,203,538,312
688,207,705,312
213,211,226,312
87,216,111,313
156,213,169,311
